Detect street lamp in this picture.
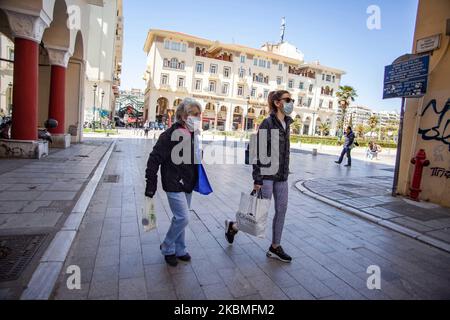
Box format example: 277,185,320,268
101,90,105,129
245,96,250,131
92,83,98,130
7,82,13,116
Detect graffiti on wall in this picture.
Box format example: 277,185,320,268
430,167,450,179
418,98,450,151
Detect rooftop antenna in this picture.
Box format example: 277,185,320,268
280,17,286,43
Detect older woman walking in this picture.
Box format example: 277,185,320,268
145,98,202,267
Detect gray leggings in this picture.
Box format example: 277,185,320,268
261,180,289,246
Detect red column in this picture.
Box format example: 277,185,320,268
11,38,39,140
48,65,66,134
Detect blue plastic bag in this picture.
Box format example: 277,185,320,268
194,164,213,195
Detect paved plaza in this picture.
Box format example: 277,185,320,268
43,137,450,300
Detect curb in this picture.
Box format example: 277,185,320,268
295,180,450,254
20,140,117,300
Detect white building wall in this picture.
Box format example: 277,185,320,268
144,32,344,135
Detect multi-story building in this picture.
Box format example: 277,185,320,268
0,34,14,117
84,0,123,123
143,29,345,135
374,110,400,128
345,105,374,126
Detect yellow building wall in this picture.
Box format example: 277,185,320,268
398,0,450,207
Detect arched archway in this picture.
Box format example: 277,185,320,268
202,102,216,130
315,117,322,135
303,117,311,135
173,99,183,108
246,107,256,130
66,30,85,142
217,106,227,131
233,106,243,131
156,97,169,126
0,21,14,119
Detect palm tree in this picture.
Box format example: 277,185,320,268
255,115,266,129
336,86,358,130
368,115,379,138
291,117,302,135
355,123,365,139
318,122,330,136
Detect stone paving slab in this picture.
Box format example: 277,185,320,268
302,177,450,248
51,137,450,300
0,139,113,300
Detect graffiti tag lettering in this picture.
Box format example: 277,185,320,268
430,167,450,179
418,99,450,151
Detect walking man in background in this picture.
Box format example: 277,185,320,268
335,126,355,167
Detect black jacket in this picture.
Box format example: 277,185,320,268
252,112,293,185
145,123,198,197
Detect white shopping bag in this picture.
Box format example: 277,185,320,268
142,197,156,232
235,191,271,238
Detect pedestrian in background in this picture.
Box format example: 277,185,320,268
145,98,202,267
335,126,355,167
225,90,294,263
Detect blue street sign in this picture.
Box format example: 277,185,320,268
383,55,430,99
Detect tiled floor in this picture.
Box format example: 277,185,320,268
52,138,450,300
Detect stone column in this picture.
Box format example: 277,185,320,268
5,11,49,141
46,46,72,148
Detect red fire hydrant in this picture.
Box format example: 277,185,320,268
410,149,430,201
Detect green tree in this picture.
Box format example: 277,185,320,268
368,115,379,137
318,122,330,136
255,115,266,128
336,86,358,130
355,123,366,139
292,117,302,135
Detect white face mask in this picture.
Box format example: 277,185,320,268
185,116,201,132
282,101,294,115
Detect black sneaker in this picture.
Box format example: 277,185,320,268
225,220,238,244
335,161,341,164
177,253,191,262
266,246,292,263
344,164,351,167
164,254,178,267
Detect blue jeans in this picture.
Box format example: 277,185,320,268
161,192,192,257
338,147,352,165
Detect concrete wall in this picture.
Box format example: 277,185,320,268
398,0,450,207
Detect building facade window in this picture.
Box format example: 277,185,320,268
164,39,186,52
224,67,231,78
237,85,244,96
253,58,258,66
210,64,218,74
251,87,256,97
163,58,185,70
209,80,216,92
319,99,324,108
267,61,271,69
329,101,333,109
307,98,312,107
196,62,204,73
277,77,283,85
161,74,169,85
278,63,283,71
259,59,266,68
240,55,246,63
177,76,185,88
326,75,331,82
299,82,304,90
298,96,303,106
309,84,314,93
222,83,229,95
288,79,294,89
194,79,202,91
239,68,245,78
264,89,269,99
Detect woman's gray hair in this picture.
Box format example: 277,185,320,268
175,98,202,122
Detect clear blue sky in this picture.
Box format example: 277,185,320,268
121,0,419,112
